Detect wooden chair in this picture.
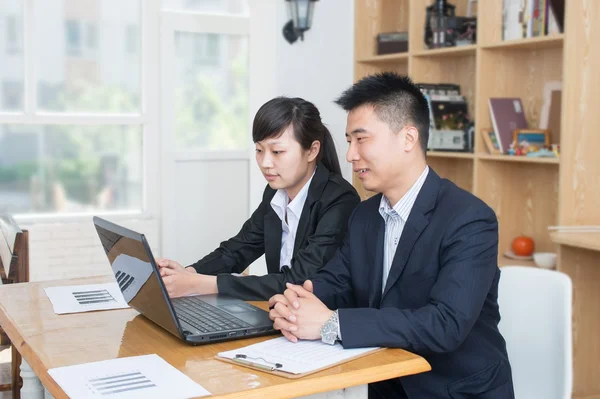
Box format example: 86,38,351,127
0,214,29,399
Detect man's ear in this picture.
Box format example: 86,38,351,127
308,140,321,162
403,126,420,152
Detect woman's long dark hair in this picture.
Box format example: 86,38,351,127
252,97,342,175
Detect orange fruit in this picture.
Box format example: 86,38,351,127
512,236,535,257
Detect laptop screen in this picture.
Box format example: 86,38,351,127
94,217,182,338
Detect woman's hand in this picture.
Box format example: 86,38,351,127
156,258,217,297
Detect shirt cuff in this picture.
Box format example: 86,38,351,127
337,310,342,340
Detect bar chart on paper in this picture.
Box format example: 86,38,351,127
86,371,155,396
44,282,129,314
48,354,210,399
72,289,117,305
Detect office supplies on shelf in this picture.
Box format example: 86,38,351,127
44,282,129,315
216,336,382,378
377,32,408,54
419,85,473,152
48,354,209,399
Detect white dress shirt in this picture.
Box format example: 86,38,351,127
270,169,316,270
378,166,429,292
336,166,430,342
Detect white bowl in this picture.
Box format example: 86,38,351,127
533,252,557,269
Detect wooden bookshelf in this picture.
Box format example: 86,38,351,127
480,34,564,50
357,53,409,63
354,0,600,396
427,151,474,159
550,232,600,252
412,44,477,57
476,153,560,164
498,257,536,268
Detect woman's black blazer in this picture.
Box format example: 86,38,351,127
188,163,360,300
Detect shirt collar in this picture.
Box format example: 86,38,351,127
379,166,429,222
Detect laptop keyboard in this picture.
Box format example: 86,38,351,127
172,296,252,334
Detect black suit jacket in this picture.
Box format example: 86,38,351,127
313,169,514,399
188,163,360,300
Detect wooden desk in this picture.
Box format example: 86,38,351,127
0,276,430,398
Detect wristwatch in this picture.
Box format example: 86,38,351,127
320,310,340,345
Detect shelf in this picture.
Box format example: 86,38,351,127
481,34,564,51
476,154,560,164
550,231,600,252
498,256,536,268
427,151,474,159
357,53,409,64
412,44,477,57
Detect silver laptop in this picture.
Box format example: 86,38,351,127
93,216,276,345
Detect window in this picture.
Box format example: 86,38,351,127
87,23,97,50
1,81,22,109
36,2,141,113
125,25,138,54
65,20,81,56
162,0,249,15
6,15,21,53
0,125,142,214
0,0,148,217
173,31,248,150
1,3,23,111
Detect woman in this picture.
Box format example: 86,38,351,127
157,97,360,300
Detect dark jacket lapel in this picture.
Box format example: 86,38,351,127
368,202,385,307
264,210,282,274
381,169,440,301
292,163,330,257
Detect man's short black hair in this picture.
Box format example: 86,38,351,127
334,72,430,155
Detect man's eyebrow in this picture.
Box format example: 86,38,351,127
345,128,367,137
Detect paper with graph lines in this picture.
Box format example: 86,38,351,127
44,282,129,315
48,354,210,398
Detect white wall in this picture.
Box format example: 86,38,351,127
275,0,354,182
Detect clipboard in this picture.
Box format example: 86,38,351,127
214,337,385,379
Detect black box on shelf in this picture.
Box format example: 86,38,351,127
377,32,409,55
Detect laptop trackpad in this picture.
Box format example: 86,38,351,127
201,295,270,327
219,302,269,326
220,304,248,314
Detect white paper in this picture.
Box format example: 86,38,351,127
44,283,129,315
218,336,379,375
48,354,210,399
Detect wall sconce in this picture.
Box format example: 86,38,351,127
283,0,319,44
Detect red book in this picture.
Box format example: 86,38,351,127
488,98,529,153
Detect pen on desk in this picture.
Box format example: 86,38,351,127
233,354,282,371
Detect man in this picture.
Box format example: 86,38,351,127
269,72,514,398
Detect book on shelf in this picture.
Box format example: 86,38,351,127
488,98,528,153
503,0,559,40
417,83,461,96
